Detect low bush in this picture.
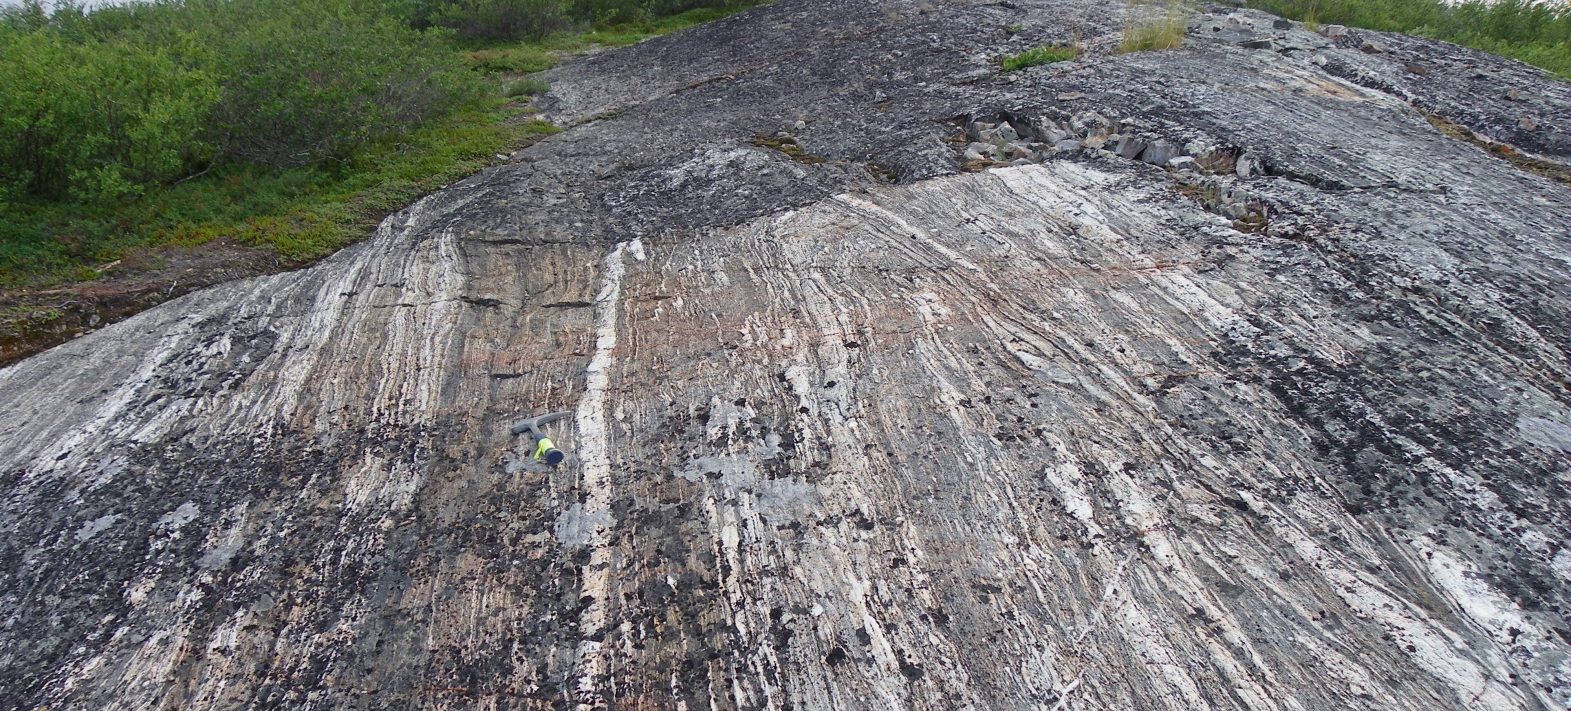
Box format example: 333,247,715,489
0,0,484,201
433,0,573,42
466,45,558,72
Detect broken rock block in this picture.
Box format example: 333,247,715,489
1141,139,1181,166
966,121,996,141
1236,152,1266,178
1071,111,1115,142
1114,135,1148,160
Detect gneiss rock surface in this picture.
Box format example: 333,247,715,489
2,0,1570,708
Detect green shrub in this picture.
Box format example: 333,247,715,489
434,0,573,41
0,0,484,199
1000,44,1080,71
0,0,758,289
0,25,219,201
201,0,484,167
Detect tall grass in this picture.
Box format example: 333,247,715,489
1122,0,1188,53
1247,0,1571,78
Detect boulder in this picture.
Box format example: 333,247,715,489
965,141,1000,161
1036,122,1070,144
1114,135,1148,160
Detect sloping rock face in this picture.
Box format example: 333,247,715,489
3,1,1570,708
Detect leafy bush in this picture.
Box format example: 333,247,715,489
0,0,761,289
0,105,556,283
202,0,485,167
0,0,485,203
1247,0,1571,78
0,24,219,201
1000,44,1080,71
433,0,572,42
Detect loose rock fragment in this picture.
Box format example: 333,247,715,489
1114,135,1148,160
1141,139,1181,166
1236,151,1264,178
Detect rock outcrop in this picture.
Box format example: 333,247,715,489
2,0,1570,708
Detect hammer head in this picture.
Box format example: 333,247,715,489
510,410,573,436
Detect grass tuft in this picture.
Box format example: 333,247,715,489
505,76,552,96
1000,44,1081,71
1121,0,1188,53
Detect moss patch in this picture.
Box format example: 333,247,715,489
752,134,827,164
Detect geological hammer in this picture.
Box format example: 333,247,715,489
511,410,572,466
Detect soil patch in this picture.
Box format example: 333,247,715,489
0,239,290,367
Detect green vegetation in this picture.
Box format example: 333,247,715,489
1121,0,1188,53
0,0,762,287
1000,44,1080,71
429,0,573,41
1247,0,1571,79
457,7,736,73
505,76,553,96
1,115,561,279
